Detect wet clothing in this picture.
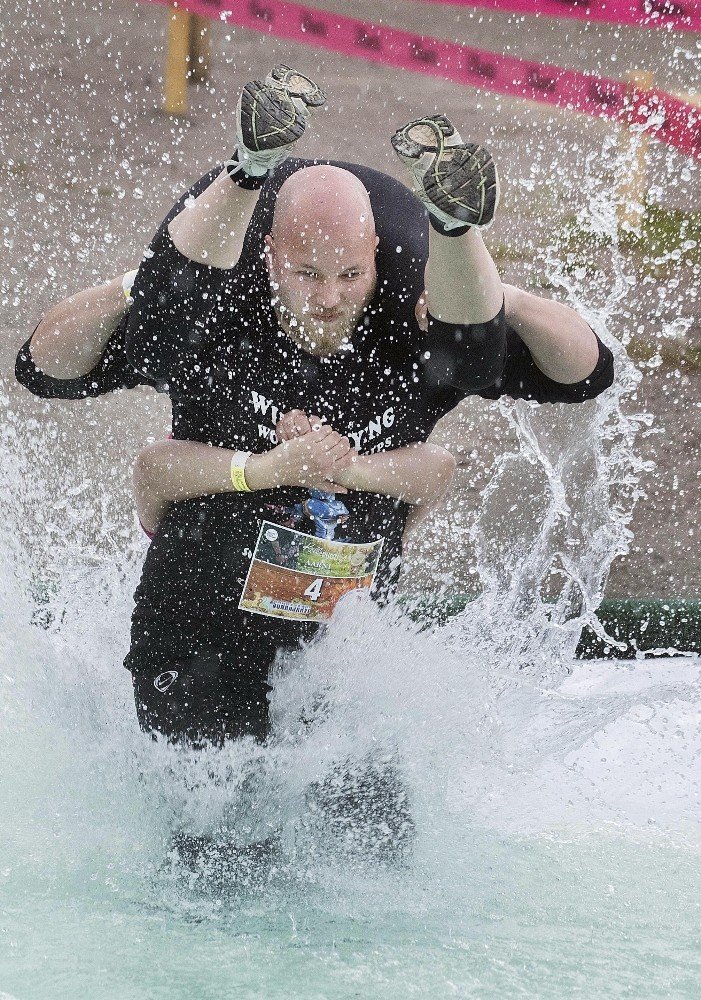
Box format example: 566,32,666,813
132,651,272,745
15,158,614,744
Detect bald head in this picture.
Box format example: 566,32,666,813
270,165,376,248
265,166,379,357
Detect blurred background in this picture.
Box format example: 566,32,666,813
2,0,700,601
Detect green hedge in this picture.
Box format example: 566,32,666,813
406,596,701,659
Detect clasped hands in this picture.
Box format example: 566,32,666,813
271,409,357,493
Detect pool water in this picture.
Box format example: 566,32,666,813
2,568,700,999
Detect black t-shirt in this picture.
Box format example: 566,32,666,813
15,159,614,672
122,162,468,669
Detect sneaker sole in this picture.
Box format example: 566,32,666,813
423,144,499,227
239,80,307,152
268,64,327,108
390,115,455,160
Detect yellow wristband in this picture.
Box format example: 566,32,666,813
122,269,137,305
230,451,252,492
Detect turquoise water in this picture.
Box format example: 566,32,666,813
6,834,701,999
2,562,701,998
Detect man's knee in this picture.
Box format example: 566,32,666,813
305,757,415,860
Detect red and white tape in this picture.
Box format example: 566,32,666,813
352,0,701,34
141,0,701,160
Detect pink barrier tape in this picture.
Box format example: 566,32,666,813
352,0,701,35
143,0,701,159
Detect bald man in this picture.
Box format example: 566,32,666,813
16,66,614,755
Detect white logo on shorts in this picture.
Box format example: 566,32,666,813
154,670,178,693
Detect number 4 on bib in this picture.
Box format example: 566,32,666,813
303,578,324,602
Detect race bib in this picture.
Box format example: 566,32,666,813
239,520,384,623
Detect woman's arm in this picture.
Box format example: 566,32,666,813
274,410,457,507
134,433,456,536
331,444,456,506
133,429,355,535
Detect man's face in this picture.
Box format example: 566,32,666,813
265,226,378,356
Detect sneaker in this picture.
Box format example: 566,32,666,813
229,65,327,178
391,115,499,231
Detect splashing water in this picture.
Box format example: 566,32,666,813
2,135,701,998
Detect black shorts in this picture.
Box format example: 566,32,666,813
131,647,416,858
131,650,275,747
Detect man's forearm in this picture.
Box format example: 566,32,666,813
332,444,456,505
29,276,127,379
167,168,262,269
503,284,600,384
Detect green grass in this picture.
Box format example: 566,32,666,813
1,159,29,176
622,203,701,273
557,203,701,277
626,338,701,371
555,203,701,371
490,243,531,264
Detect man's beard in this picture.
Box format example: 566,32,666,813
272,299,361,356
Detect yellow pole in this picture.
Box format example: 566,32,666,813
164,7,191,115
189,16,210,84
617,70,654,233
673,90,701,107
